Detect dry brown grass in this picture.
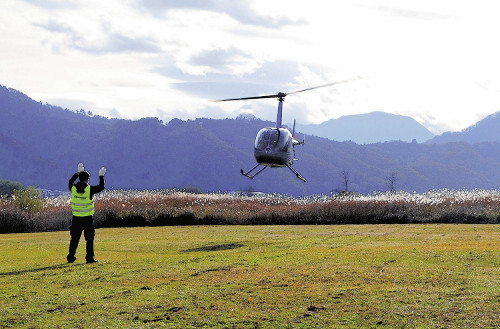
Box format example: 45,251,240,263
1,189,499,233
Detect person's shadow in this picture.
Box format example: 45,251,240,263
0,263,85,276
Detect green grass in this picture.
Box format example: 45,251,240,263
1,225,498,328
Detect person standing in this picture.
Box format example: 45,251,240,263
67,163,106,264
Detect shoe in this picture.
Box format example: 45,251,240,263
86,259,99,264
67,255,76,263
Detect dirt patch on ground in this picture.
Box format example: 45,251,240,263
181,243,244,252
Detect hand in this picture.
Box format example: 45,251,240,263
99,167,106,176
78,163,85,173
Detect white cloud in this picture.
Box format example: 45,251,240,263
0,0,499,133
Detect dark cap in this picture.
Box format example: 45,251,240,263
78,171,90,182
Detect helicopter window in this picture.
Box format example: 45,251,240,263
255,128,281,149
256,129,280,148
257,131,268,145
270,130,280,145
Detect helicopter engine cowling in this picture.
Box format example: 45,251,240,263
254,127,293,167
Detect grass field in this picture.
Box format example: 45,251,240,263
0,224,498,328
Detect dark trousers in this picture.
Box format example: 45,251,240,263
68,215,95,261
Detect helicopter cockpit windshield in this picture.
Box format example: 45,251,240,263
255,128,280,151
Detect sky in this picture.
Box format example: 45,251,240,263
1,0,500,134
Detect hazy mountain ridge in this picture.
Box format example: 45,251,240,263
2,84,500,195
295,111,435,144
427,111,500,144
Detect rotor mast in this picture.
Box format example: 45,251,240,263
276,93,286,128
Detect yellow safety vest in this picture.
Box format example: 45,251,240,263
70,185,95,217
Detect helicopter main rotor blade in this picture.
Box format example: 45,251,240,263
286,79,354,96
214,94,280,102
213,78,359,102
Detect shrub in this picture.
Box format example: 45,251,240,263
181,185,203,194
13,186,44,213
0,178,24,196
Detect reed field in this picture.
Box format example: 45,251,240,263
0,224,498,328
1,189,500,233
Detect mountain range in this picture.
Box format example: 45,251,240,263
2,84,500,195
426,112,500,144
294,111,434,144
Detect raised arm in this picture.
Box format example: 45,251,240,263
68,173,78,191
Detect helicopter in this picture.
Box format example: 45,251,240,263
216,81,351,182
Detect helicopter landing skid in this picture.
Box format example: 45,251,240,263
286,164,307,182
241,164,268,179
